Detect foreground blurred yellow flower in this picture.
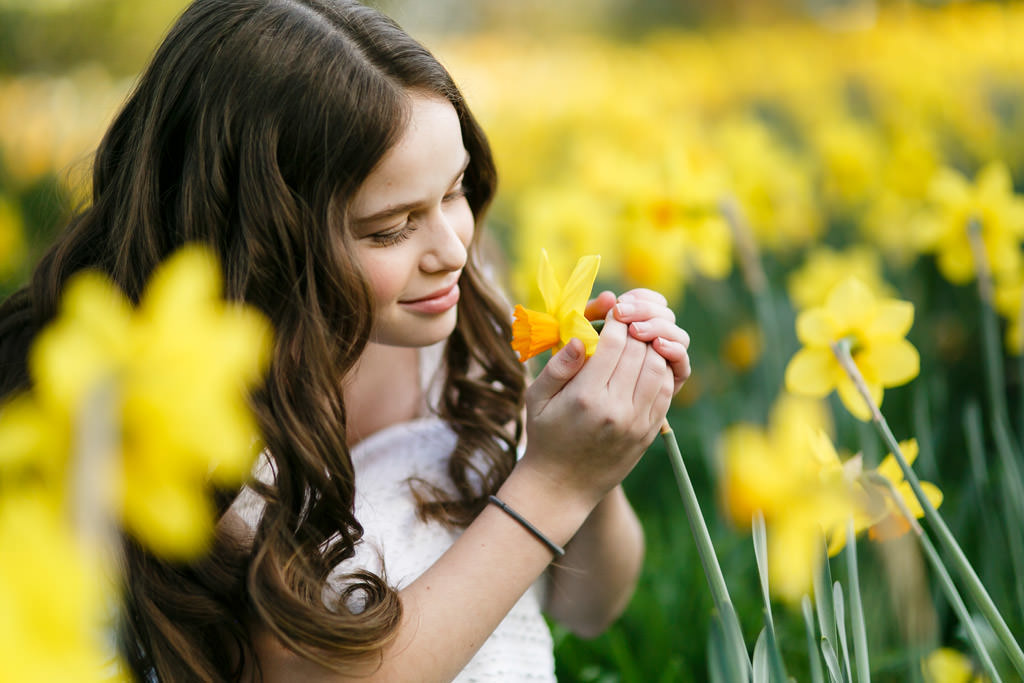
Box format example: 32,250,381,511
719,394,855,602
785,277,920,421
512,249,600,362
0,493,125,683
920,161,1024,284
0,245,272,557
922,647,987,683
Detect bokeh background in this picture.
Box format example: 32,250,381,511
2,0,1023,681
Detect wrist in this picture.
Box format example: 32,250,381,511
496,459,597,550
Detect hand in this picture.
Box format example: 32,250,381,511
586,288,691,394
519,311,675,506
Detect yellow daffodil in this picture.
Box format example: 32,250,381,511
512,248,600,362
864,439,943,542
785,277,920,421
994,268,1024,354
720,394,855,602
0,245,272,558
0,492,126,683
921,647,988,683
824,438,943,555
919,161,1024,284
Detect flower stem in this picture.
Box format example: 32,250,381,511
877,475,1002,683
845,521,871,683
831,340,1024,677
661,422,750,677
719,195,783,390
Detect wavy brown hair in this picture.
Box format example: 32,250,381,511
0,0,525,680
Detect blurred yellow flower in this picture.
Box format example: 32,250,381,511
994,268,1024,355
1,245,272,558
787,245,894,311
0,492,126,683
825,439,943,555
922,647,987,683
512,249,600,362
785,277,920,421
865,439,944,542
720,323,762,373
719,394,855,602
919,161,1024,284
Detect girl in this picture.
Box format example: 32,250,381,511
0,1,691,680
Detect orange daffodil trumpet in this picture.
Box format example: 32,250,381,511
784,276,920,421
512,249,601,362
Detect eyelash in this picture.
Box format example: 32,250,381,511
369,185,469,247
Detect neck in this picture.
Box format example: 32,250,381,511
343,342,422,447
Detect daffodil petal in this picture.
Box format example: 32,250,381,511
836,376,881,421
918,480,944,512
558,254,601,318
865,300,915,340
795,308,836,346
559,310,599,356
860,339,920,387
977,160,1012,198
784,348,837,397
537,248,561,315
826,277,875,327
875,454,903,485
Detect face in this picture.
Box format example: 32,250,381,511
349,94,474,348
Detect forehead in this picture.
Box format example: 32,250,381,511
349,94,467,219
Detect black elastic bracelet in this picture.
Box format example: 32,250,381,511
488,495,566,558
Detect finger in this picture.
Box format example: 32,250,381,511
578,308,630,385
628,319,690,348
608,336,649,399
632,344,672,418
617,288,668,307
527,338,586,406
614,299,676,325
653,337,691,393
584,290,617,321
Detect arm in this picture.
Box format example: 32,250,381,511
251,313,675,682
544,484,644,638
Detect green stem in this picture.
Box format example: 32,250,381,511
844,521,870,683
661,423,751,678
831,340,1024,677
919,532,1003,683
876,474,1002,682
719,196,783,390
967,217,1013,432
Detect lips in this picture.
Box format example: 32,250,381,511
399,282,461,314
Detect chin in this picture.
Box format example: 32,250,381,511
372,311,458,348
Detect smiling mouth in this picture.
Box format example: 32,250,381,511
399,283,461,313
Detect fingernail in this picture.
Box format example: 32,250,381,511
632,321,649,333
564,339,581,360
616,303,635,317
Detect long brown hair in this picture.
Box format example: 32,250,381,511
0,0,525,679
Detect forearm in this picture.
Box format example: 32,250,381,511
544,485,644,638
251,462,595,682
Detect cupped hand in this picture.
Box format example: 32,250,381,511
585,288,691,394
520,311,675,506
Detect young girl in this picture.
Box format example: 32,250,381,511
0,1,691,680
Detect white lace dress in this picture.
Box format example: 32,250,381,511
233,347,556,682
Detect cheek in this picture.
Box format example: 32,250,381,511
359,252,407,304
451,200,475,248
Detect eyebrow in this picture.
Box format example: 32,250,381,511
353,152,471,226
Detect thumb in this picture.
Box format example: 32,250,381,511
528,338,586,402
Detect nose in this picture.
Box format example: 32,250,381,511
420,208,468,274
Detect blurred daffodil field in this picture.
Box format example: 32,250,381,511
3,0,1024,680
